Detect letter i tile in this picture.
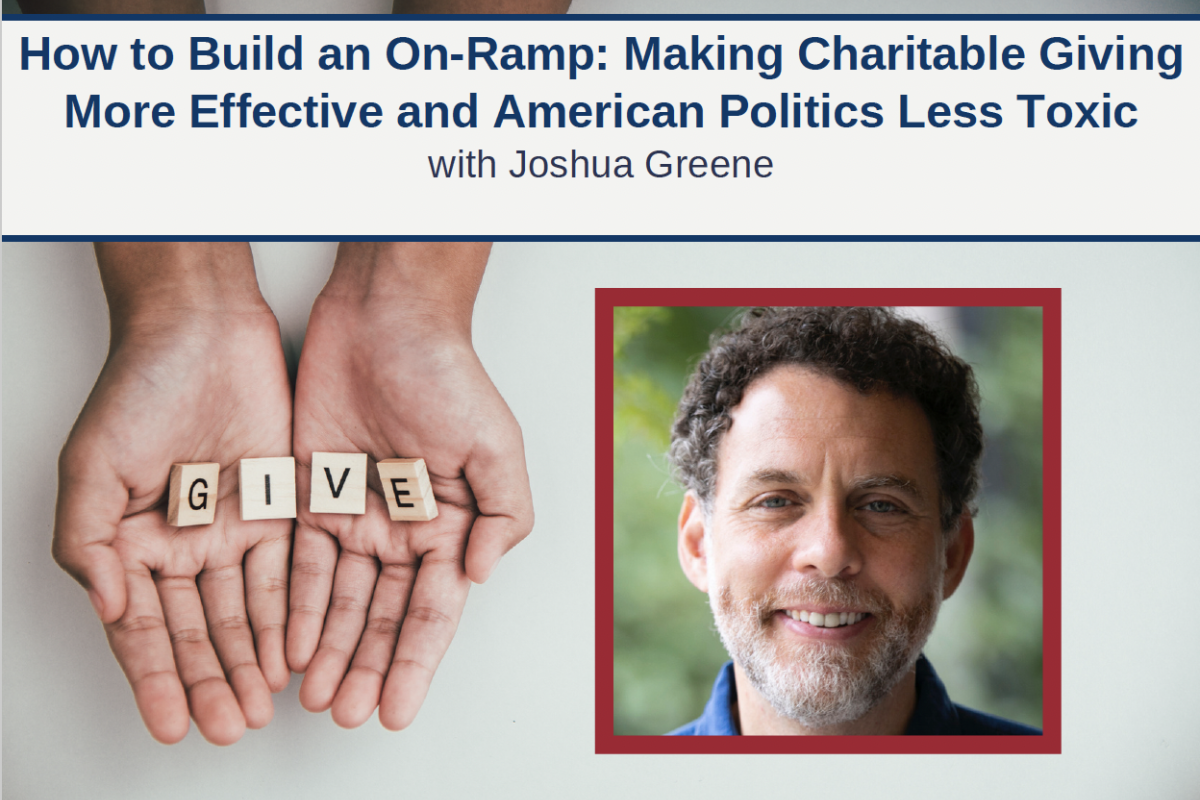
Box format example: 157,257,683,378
239,457,297,520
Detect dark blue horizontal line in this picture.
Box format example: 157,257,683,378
5,13,1199,21
5,235,1198,243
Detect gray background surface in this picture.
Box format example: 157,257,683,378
4,242,1200,799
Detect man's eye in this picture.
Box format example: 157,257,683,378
862,500,901,513
759,496,791,509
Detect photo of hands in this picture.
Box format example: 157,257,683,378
48,242,531,746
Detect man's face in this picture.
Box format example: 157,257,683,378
678,365,971,729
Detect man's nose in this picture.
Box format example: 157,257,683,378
790,499,863,579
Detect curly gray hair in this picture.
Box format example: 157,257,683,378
668,307,983,532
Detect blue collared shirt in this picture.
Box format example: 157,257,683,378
668,655,1041,735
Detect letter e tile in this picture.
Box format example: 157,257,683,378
376,458,438,521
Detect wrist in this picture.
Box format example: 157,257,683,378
318,242,490,339
96,242,272,342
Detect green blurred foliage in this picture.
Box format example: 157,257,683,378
612,306,1044,735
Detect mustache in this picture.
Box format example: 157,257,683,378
746,579,893,623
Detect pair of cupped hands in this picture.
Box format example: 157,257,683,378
52,242,532,745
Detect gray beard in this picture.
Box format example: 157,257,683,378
710,577,942,730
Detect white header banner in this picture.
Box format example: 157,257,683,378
3,16,1197,236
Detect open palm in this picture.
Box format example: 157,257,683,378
54,310,294,745
287,292,533,730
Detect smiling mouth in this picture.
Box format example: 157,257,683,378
783,610,869,629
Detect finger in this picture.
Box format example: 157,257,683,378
330,561,417,729
105,565,190,744
378,553,470,731
54,448,131,622
157,574,246,746
244,521,292,692
197,563,274,730
286,522,338,673
462,431,535,584
298,551,378,713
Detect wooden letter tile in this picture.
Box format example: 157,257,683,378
167,462,220,526
310,452,368,515
239,457,297,521
376,458,438,521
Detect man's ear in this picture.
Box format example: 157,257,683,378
941,514,975,601
677,491,710,593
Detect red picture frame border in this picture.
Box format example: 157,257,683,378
595,287,1062,755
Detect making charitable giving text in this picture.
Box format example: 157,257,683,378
19,32,1184,132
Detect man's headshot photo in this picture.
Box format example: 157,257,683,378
607,294,1054,749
